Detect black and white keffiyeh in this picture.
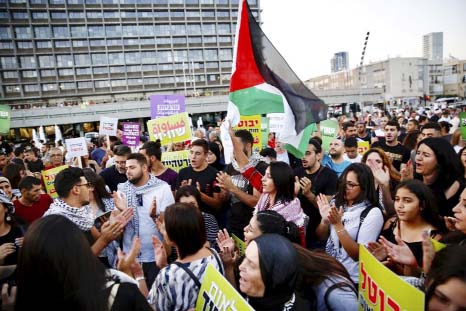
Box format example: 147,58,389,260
117,174,165,240
44,198,94,231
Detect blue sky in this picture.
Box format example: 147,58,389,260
260,0,466,79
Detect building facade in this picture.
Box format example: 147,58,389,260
0,0,261,109
443,59,466,98
423,32,443,62
330,51,348,73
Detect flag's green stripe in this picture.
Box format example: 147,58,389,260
229,86,284,115
283,123,317,158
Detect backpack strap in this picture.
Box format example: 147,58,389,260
105,280,120,310
173,262,202,289
324,282,357,311
206,247,225,275
355,206,374,242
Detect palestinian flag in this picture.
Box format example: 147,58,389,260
227,0,328,158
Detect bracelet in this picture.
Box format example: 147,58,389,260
336,228,346,234
135,276,145,282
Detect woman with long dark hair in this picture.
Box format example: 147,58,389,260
415,137,464,216
316,163,383,284
14,215,151,310
0,191,23,266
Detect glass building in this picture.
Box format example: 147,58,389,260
0,0,261,108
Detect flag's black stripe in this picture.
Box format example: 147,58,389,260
246,2,328,133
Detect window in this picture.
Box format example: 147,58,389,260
51,11,67,19
68,0,84,3
95,80,110,88
2,71,18,79
202,24,215,35
156,37,171,45
88,26,104,37
78,81,93,89
156,51,172,63
141,51,156,64
144,77,159,85
155,11,169,18
138,11,153,18
12,12,28,19
173,50,187,62
108,52,125,64
186,11,200,18
15,26,32,39
217,10,229,18
126,65,141,72
172,37,186,45
121,11,136,18
38,55,55,67
42,84,58,91
0,42,13,49
24,84,40,92
40,69,56,77
1,57,17,69
0,27,11,39
17,41,33,49
22,70,38,78
69,11,85,18
219,48,232,60
128,78,143,85
87,11,103,19
171,24,186,35
93,67,108,74
186,24,201,35
55,40,71,48
20,56,36,68
218,36,231,43
59,82,75,90
36,41,52,48
53,26,69,38
58,68,74,76
111,79,125,87
4,85,21,94
56,55,73,67
122,25,138,36
90,39,105,46
30,0,47,3
105,25,121,37
217,24,230,34
123,39,139,46
0,11,8,19
32,11,48,19
188,49,203,61
201,10,215,18
104,11,119,19
160,76,175,84
34,27,51,39
125,52,141,64
110,66,125,73
107,39,122,46
170,10,184,18
140,38,155,45
91,53,107,65
188,36,202,44
76,67,91,75
203,36,216,43
72,40,87,47
71,26,87,37
50,0,65,4
138,25,155,37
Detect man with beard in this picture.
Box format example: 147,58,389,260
216,130,268,239
321,138,351,177
118,153,174,288
356,121,371,142
14,176,53,225
100,145,131,192
44,167,124,257
294,138,338,248
371,120,410,171
176,139,224,219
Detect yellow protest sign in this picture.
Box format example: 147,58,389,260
359,245,425,311
161,150,190,173
234,115,262,152
41,165,68,198
357,141,370,155
430,238,446,252
147,112,192,145
231,233,246,257
196,264,254,311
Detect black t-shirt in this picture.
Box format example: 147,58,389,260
358,132,372,143
371,141,410,171
176,165,220,215
225,161,268,239
294,165,338,247
0,226,23,265
27,159,44,173
100,166,128,192
111,282,153,311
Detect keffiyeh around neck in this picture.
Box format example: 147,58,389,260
44,199,94,231
231,152,263,172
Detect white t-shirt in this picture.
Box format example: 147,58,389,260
343,154,362,163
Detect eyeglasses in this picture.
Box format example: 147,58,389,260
76,182,93,189
345,182,360,190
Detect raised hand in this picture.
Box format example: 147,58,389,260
112,191,128,211
216,172,235,191
400,160,414,182
379,235,417,267
100,220,124,243
0,243,15,261
367,242,388,262
421,231,436,274
299,176,312,196
152,235,168,269
327,206,344,225
117,237,141,276
316,194,333,224
368,162,390,186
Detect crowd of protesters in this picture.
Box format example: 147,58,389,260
0,105,465,310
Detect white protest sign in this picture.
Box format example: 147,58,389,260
99,116,118,136
65,137,88,157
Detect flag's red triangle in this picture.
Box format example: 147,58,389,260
229,0,265,92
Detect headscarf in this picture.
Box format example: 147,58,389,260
248,234,297,311
208,142,224,171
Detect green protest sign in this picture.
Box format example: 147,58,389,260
231,233,246,257
196,264,253,311
460,112,466,140
320,119,339,151
0,105,11,134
